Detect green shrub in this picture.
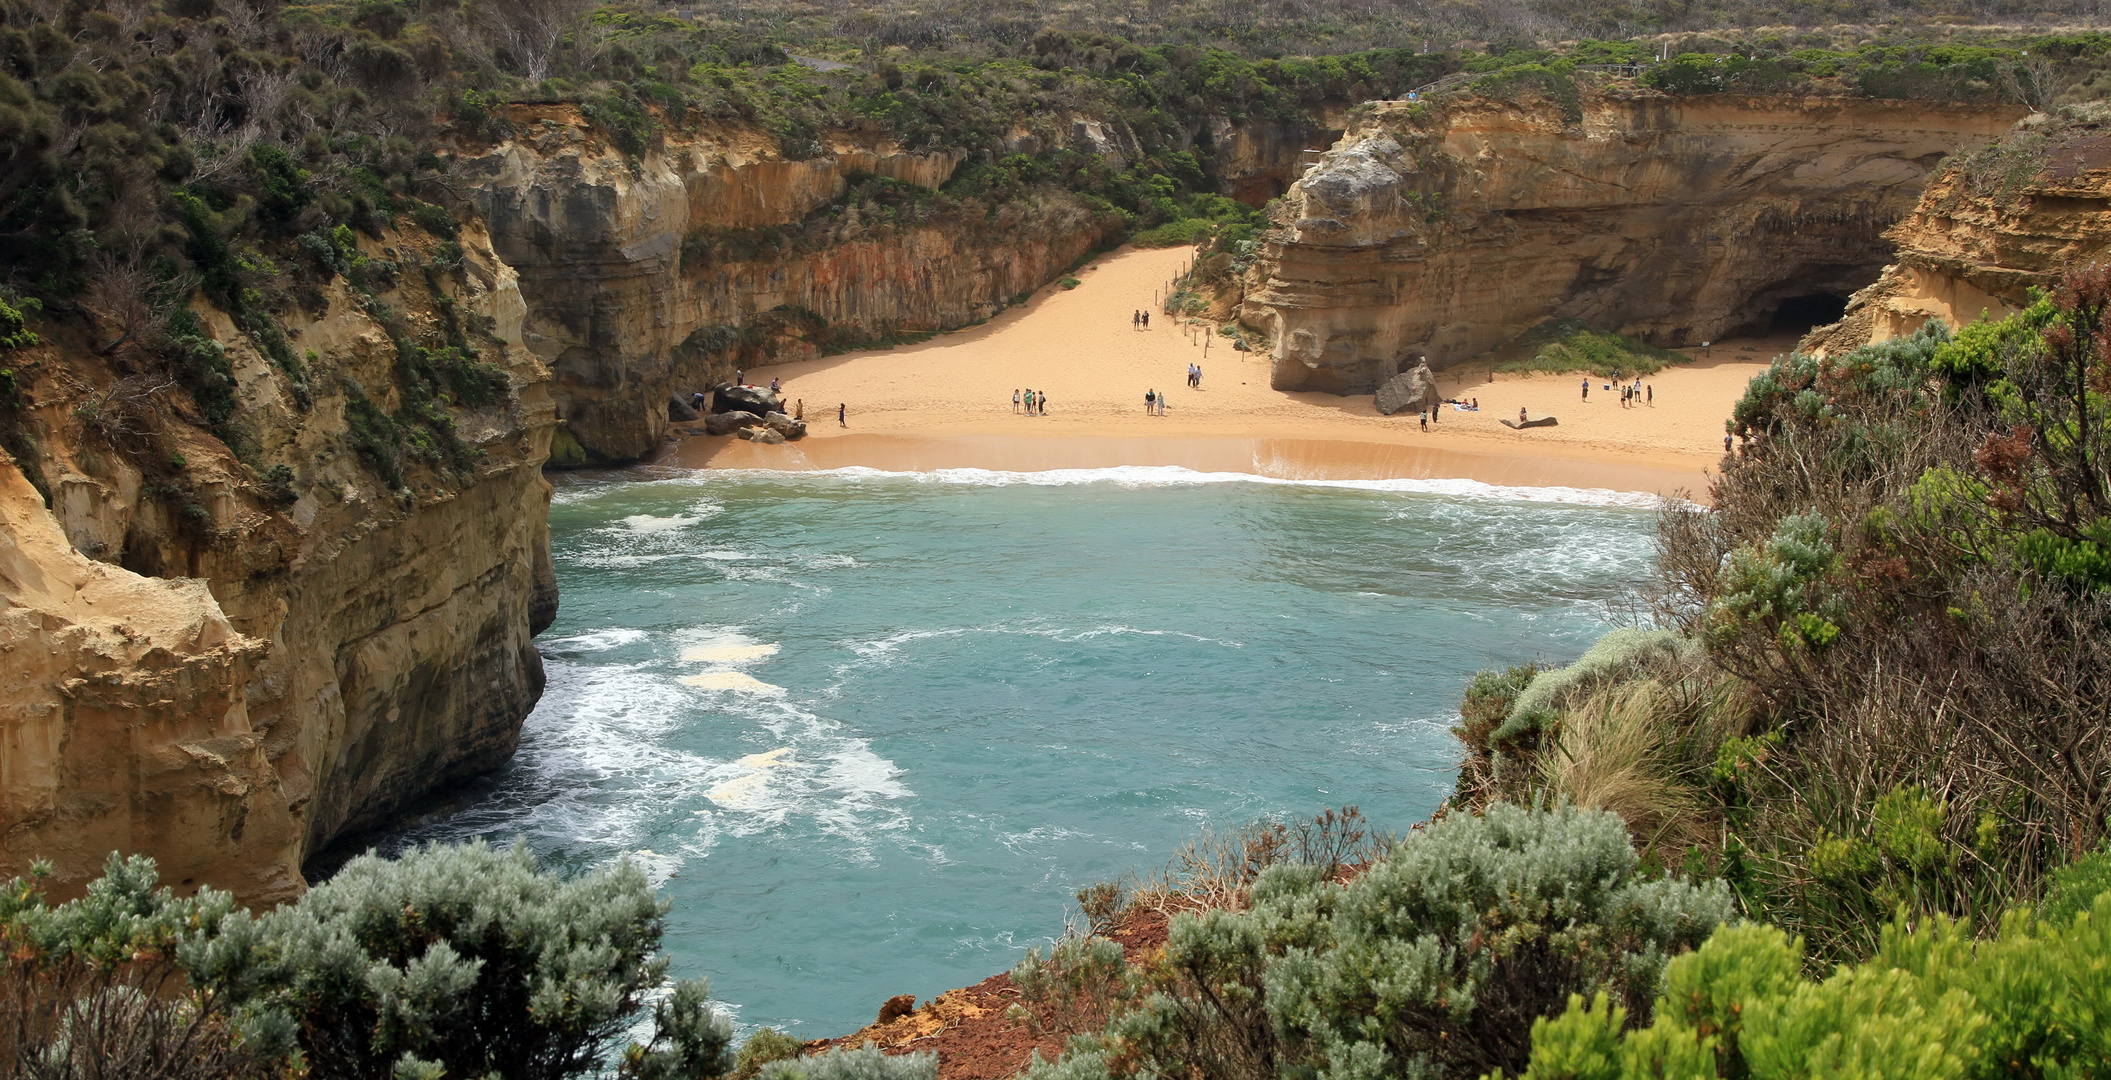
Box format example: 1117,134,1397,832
734,1028,808,1079
757,1043,935,1080
1498,629,1695,743
186,841,731,1080
1027,803,1730,1080
1506,889,2111,1080
1058,277,1082,289
5,846,733,1080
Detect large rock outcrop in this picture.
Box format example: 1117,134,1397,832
458,110,1121,464
1236,87,2025,393
456,107,1326,465
1,226,555,904
1803,116,2111,356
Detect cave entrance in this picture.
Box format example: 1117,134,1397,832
1770,292,1850,334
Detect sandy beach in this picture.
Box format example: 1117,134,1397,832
669,246,1793,500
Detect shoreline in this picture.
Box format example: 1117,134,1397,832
661,432,1715,503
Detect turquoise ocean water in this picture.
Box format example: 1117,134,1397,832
376,465,1660,1037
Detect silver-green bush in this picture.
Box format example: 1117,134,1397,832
1023,804,1729,1080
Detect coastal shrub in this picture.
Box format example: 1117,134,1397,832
0,854,284,1080
734,1028,809,1078
1505,887,2111,1080
1497,629,1695,743
1022,803,1730,1080
187,840,733,1080
3,845,735,1080
756,1043,935,1080
1616,266,2111,962
1484,320,1691,378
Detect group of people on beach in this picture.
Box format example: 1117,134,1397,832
1014,389,1049,415
1131,309,1152,329
1144,388,1168,415
1185,364,1202,388
1582,375,1652,407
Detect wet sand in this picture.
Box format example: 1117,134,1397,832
667,246,1795,500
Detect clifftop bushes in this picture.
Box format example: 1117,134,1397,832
1452,267,2111,968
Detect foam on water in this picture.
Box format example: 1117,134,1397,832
376,466,1660,1036
674,463,1677,508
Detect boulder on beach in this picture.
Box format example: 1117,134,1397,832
763,411,807,440
1375,361,1441,416
1501,415,1560,429
705,411,768,436
742,424,788,444
668,394,700,422
713,383,783,417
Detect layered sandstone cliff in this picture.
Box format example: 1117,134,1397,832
1803,116,2111,355
459,107,1322,464
0,228,555,903
1236,87,2025,393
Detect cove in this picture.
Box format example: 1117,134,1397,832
372,466,1659,1035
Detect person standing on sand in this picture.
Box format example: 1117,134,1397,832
1581,378,1589,401
735,368,744,386
1144,389,1154,415
795,399,804,420
1419,410,1428,432
1647,384,1654,406
1725,433,1734,454
838,402,846,427
1142,311,1150,328
1040,392,1049,415
1013,389,1021,413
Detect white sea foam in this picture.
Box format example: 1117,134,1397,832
683,464,1676,508
543,627,652,653
680,670,785,693
684,642,782,663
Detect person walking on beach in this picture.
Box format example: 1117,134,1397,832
1581,378,1589,401
1646,384,1653,406
1132,310,1140,329
1419,409,1428,432
795,399,804,420
1141,311,1150,328
837,402,846,427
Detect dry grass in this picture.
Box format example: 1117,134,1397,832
1536,679,1706,854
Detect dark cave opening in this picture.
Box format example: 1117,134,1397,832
1771,292,1850,333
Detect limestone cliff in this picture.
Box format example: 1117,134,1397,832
0,227,555,903
1803,116,2111,355
1235,87,2025,393
458,107,1318,464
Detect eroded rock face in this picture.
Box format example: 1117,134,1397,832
458,107,1327,464
459,111,1123,464
1,227,555,904
1803,120,2111,356
1239,89,2025,393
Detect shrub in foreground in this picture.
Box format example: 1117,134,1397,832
3,843,733,1080
1021,803,1731,1080
1504,889,2111,1080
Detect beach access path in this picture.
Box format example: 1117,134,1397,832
672,246,1786,500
